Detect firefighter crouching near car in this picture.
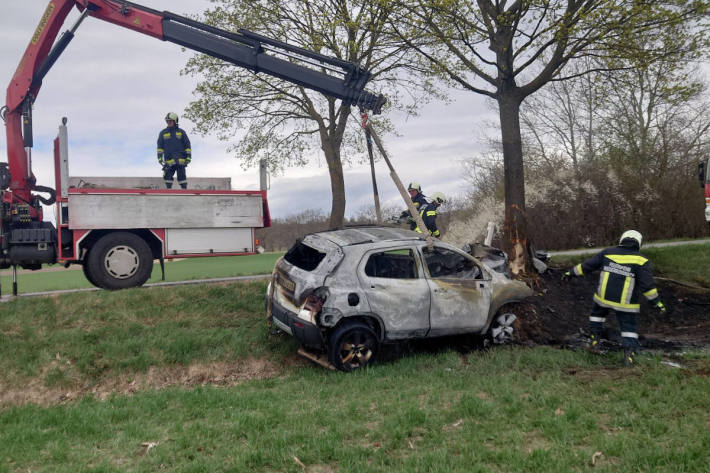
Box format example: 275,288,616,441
399,182,428,230
415,192,446,239
157,112,191,189
562,230,667,366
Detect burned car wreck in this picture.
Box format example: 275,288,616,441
266,226,533,371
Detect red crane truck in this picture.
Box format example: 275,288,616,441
0,0,384,293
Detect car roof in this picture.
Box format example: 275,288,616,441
309,226,424,247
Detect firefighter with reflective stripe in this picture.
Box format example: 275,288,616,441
562,230,667,366
399,181,428,230
157,112,192,189
415,192,446,238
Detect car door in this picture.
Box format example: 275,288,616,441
421,245,493,337
357,246,431,339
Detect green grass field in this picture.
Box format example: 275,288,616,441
1,244,709,472
0,252,283,294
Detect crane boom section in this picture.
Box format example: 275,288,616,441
4,0,385,199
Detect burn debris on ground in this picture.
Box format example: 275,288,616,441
513,270,710,350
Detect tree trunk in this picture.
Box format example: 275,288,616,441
323,139,346,228
498,91,530,275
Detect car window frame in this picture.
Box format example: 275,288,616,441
359,244,423,281
418,243,491,281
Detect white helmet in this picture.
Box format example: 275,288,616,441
407,181,422,192
165,112,179,122
430,192,446,204
619,230,642,247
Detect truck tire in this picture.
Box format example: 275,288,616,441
85,232,153,290
82,259,104,289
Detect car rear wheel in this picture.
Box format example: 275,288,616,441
328,322,378,372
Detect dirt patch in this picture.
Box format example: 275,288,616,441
0,358,282,408
514,269,710,349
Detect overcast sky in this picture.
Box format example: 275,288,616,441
1,1,494,220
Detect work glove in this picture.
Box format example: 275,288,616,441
561,270,572,282
654,300,667,314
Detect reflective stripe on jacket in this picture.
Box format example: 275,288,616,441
414,202,440,237
571,244,659,313
157,126,192,164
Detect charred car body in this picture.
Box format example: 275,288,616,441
266,226,532,371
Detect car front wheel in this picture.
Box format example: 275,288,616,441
328,322,378,372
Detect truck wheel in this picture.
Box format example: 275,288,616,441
328,322,378,372
82,259,104,289
85,232,153,290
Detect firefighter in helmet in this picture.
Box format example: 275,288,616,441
415,191,446,238
399,181,428,230
562,230,667,366
157,112,192,189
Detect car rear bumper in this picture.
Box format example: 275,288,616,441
271,299,325,349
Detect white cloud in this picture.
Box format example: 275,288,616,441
1,1,494,220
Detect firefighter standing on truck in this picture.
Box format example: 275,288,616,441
562,230,667,366
157,112,191,189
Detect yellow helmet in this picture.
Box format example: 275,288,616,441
430,192,446,204
619,230,642,247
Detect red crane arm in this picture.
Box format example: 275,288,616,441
5,1,165,201
3,0,384,204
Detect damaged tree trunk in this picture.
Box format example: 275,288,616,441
498,92,531,275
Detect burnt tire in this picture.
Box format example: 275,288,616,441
328,322,379,372
85,232,153,290
488,312,517,345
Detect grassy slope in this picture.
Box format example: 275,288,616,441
1,244,709,472
1,347,708,472
0,252,283,294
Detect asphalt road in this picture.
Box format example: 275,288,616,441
2,238,708,301
548,238,710,257
0,274,271,302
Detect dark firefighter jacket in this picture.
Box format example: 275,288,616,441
571,242,660,313
157,127,192,166
415,201,440,237
400,192,428,230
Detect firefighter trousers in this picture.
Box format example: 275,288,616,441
588,302,639,349
163,164,187,189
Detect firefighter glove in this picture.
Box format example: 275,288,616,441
561,270,572,282
655,300,667,314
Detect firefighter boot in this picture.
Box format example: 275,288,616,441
624,349,636,367
587,334,602,354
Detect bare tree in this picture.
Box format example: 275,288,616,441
390,0,708,273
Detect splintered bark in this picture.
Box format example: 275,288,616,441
498,93,531,275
